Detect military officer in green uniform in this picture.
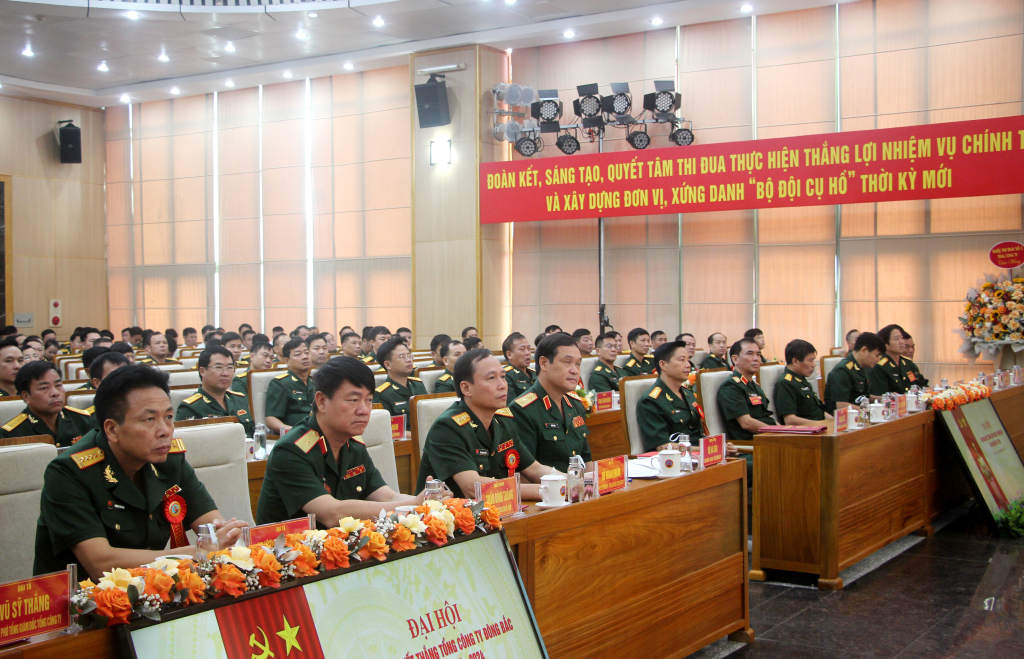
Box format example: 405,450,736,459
221,332,246,366
501,332,535,404
231,341,274,397
824,332,886,414
702,333,731,370
774,340,830,425
901,332,929,387
870,325,910,395
588,332,624,392
619,328,656,376
257,357,422,527
372,337,426,430
432,340,466,394
34,364,247,578
0,338,24,396
429,334,452,370
718,338,774,444
175,347,255,436
136,333,181,366
509,333,592,473
1,361,93,447
417,349,548,499
636,341,705,452
338,332,363,360
264,337,315,435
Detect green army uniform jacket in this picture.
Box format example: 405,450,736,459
358,352,376,365
509,381,592,473
773,368,826,424
869,353,909,395
230,373,249,397
701,354,731,370
718,371,774,443
619,354,655,377
256,414,387,527
902,357,928,388
588,362,623,393
1,405,94,448
137,356,182,366
433,370,456,394
373,376,426,430
174,386,255,437
636,378,704,452
34,430,215,576
824,352,871,414
503,364,535,404
0,386,11,396
265,370,315,427
416,399,536,496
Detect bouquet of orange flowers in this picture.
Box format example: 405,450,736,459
922,381,991,411
958,272,1024,361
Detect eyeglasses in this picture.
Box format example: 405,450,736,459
206,364,235,373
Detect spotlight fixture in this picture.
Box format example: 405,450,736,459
670,127,695,146
21,45,34,57
505,0,516,4
225,80,235,87
651,17,664,25
741,4,753,13
430,139,452,165
283,71,293,78
120,94,130,103
343,62,354,71
97,61,109,72
125,11,140,20
515,135,538,157
643,80,681,121
502,121,522,144
158,52,169,62
372,16,385,27
506,48,513,54
531,89,563,133
563,29,575,38
602,82,631,116
296,29,308,39
573,83,604,128
504,83,523,106
170,87,180,95
225,42,236,52
556,133,580,155
308,12,317,17
626,129,651,150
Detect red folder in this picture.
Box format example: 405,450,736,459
758,425,827,434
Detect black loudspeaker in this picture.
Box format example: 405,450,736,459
414,77,451,128
58,122,82,164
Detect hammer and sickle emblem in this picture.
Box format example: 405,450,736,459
249,627,275,659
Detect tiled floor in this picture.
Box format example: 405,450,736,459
733,514,1024,658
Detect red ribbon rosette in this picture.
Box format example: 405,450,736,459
163,493,188,548
505,449,520,478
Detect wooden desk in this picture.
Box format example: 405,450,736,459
990,385,1024,455
750,410,971,590
585,409,630,460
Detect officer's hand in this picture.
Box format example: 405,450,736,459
212,518,249,549
726,442,739,457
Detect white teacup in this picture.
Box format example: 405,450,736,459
539,473,568,506
848,409,862,430
652,449,682,478
868,402,886,423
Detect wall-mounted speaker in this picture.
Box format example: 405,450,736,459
55,121,82,164
414,76,451,128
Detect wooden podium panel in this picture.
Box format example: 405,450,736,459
584,409,630,460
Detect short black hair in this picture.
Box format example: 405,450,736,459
878,324,906,346
221,332,242,344
313,356,374,399
571,328,591,340
676,332,694,342
183,327,197,337
110,341,134,356
144,332,164,347
129,326,143,337
95,364,171,428
242,329,255,338
544,325,562,333
238,323,253,332
273,333,289,347
164,328,179,340
653,340,687,374
708,332,725,345
44,339,60,351
453,348,494,399
430,334,452,353
305,332,327,347
369,326,391,341
89,351,129,384
536,332,578,366
0,338,21,351
205,338,223,349
595,331,616,347
15,360,60,395
82,346,111,370
198,346,234,369
395,327,412,335
463,337,483,351
99,330,114,340
272,326,284,334
282,337,306,359
845,328,860,342
167,337,178,355
729,338,759,361
534,333,546,348
440,340,464,359
854,332,887,353
340,331,360,343
376,336,407,368
651,330,666,341
627,328,649,344
743,328,764,340
903,331,913,340
252,333,269,345
41,329,56,340
461,327,477,339
502,332,526,358
250,341,273,357
784,339,817,365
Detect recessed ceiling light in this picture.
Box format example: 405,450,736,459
741,4,753,12
0,83,4,89
372,16,385,27
651,17,664,25
563,29,575,38
170,87,180,95
125,11,139,20
225,80,235,87
283,71,293,78
158,53,169,62
308,12,317,18
225,42,236,53
506,48,513,54
505,0,516,4
120,94,130,103
296,29,307,39
21,45,33,57
343,62,354,70
97,61,109,72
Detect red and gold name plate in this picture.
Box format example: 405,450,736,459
248,517,313,546
596,455,627,495
0,570,71,645
897,394,908,417
835,406,849,432
391,415,406,440
701,434,726,467
595,391,614,412
476,476,520,518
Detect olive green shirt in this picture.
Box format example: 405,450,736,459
1,405,94,448
902,357,928,388
34,429,216,576
230,373,249,397
588,362,624,393
137,357,182,366
264,370,315,427
174,386,255,437
373,376,426,430
509,380,592,473
433,370,456,394
503,365,535,404
773,368,826,424
619,354,655,377
824,352,871,414
416,399,536,496
636,378,703,452
869,353,908,395
701,354,731,370
718,371,774,443
256,414,388,527
0,386,12,397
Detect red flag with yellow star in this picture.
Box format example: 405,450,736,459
214,586,325,659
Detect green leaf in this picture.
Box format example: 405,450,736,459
80,599,97,615
139,607,162,622
353,535,370,552
126,584,139,604
90,614,109,630
470,501,485,515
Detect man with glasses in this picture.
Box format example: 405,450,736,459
176,347,255,437
373,337,425,430
588,332,625,393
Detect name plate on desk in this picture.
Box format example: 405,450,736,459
475,475,522,519
835,407,849,432
391,415,406,440
596,455,627,495
246,515,315,546
595,391,614,412
0,569,71,645
701,434,725,467
897,394,908,417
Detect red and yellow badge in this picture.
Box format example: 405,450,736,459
162,485,188,548
505,449,520,477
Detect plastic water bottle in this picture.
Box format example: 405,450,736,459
940,378,949,390
195,523,218,561
253,424,268,461
978,372,987,387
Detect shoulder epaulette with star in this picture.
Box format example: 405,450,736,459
566,391,583,402
71,447,104,469
626,359,636,367
514,392,538,408
878,357,888,366
495,407,514,417
452,412,471,426
183,393,203,404
1,413,28,432
732,376,741,382
226,389,245,397
408,376,422,382
168,438,186,453
295,430,321,453
274,372,290,379
594,365,603,372
784,373,793,381
846,361,855,370
503,364,513,371
85,405,95,415
439,374,452,381
648,386,662,399
350,435,365,445
375,382,391,393
65,406,92,416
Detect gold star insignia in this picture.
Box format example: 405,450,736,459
103,465,118,483
277,615,303,655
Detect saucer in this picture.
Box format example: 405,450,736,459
535,500,572,509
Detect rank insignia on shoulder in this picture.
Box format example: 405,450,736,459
878,357,888,365
1,413,27,432
846,361,855,370
566,391,583,402
732,376,741,383
514,392,538,407
495,407,514,417
784,373,793,381
71,447,104,470
594,365,603,372
375,382,391,393
439,374,452,381
168,438,187,453
408,376,422,382
350,435,365,445
227,389,245,396
453,412,471,426
104,465,118,483
183,393,203,405
274,372,290,379
649,386,662,399
627,359,636,367
503,364,513,371
85,405,95,415
66,406,92,416
295,430,322,453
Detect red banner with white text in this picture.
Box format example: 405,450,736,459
479,115,1024,223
